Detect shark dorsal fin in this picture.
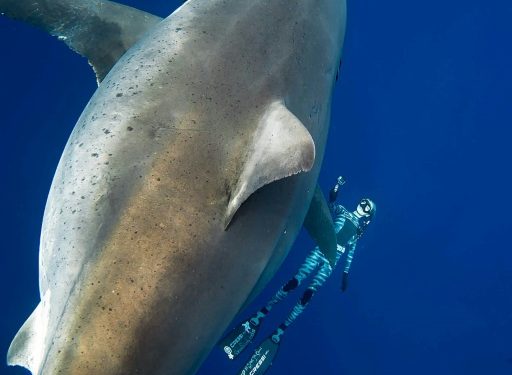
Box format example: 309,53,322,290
0,0,162,83
7,290,52,375
225,101,315,228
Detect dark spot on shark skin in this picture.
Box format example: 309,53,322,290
116,93,123,97
127,126,134,131
91,153,99,157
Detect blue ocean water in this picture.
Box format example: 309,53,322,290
1,1,511,374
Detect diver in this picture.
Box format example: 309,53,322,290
218,176,376,375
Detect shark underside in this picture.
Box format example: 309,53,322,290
2,0,346,374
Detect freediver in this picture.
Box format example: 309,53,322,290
219,176,376,375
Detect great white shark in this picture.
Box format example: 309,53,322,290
2,0,346,374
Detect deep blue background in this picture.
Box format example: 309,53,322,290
1,1,511,374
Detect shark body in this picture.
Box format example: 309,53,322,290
3,0,346,374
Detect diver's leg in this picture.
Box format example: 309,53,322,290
236,254,328,371
236,284,319,373
250,247,322,326
270,260,333,343
237,289,317,375
220,249,322,359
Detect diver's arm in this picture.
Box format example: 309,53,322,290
341,242,356,292
341,272,350,292
329,176,345,204
329,176,345,213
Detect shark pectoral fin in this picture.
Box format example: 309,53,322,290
304,185,337,267
0,0,163,83
225,100,315,228
7,290,52,374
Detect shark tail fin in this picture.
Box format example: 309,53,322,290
0,0,162,83
7,290,52,375
224,100,315,228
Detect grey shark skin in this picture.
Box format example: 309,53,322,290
6,0,346,374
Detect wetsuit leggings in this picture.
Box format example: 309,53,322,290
250,246,338,339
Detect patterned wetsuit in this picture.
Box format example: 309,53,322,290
250,203,361,343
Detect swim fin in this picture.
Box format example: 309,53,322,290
219,320,260,360
238,337,280,375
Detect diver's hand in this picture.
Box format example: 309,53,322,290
329,176,346,203
341,272,349,292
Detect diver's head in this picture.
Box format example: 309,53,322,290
356,198,376,220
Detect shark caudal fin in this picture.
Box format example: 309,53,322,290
0,0,162,83
7,290,51,375
224,100,315,228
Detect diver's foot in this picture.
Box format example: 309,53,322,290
270,327,284,344
218,320,260,360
